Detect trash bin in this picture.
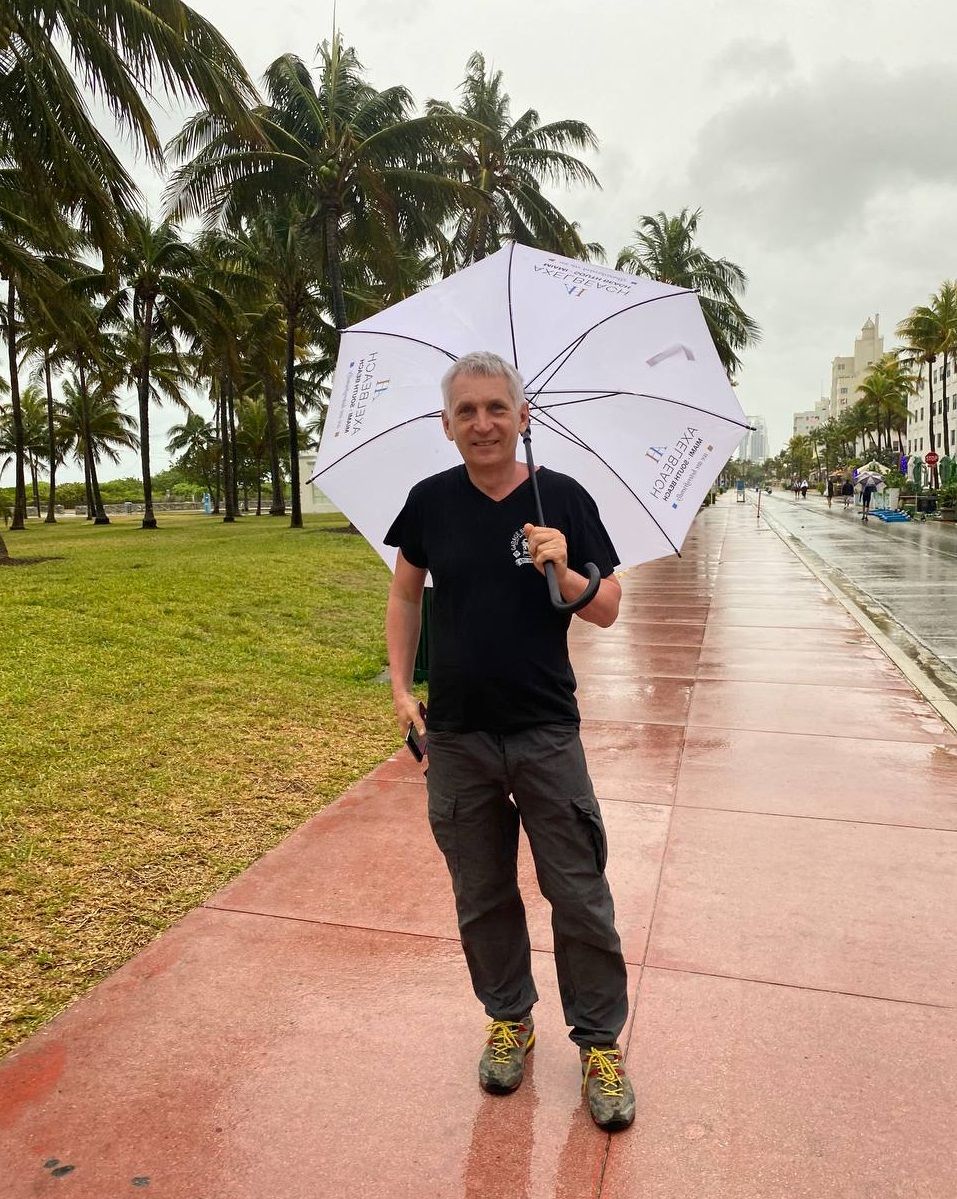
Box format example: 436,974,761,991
916,495,937,516
413,587,433,684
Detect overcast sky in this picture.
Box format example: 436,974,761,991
62,0,957,481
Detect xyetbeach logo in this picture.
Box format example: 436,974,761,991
333,351,391,438
510,529,533,566
647,428,715,511
533,259,639,300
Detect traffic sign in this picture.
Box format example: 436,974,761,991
926,451,939,466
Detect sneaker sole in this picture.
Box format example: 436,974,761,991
480,1032,535,1095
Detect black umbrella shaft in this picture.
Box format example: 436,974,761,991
521,425,601,615
522,427,547,526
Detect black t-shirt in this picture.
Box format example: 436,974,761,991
385,465,620,733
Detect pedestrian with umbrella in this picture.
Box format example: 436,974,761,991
858,471,882,523
310,245,749,1131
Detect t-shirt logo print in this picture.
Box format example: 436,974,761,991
510,529,533,567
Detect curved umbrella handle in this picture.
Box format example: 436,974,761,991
545,559,601,613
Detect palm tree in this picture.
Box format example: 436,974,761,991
166,34,459,332
100,213,211,528
236,397,275,515
0,178,69,529
428,52,601,266
167,411,220,503
616,208,761,379
2,0,258,253
57,373,138,522
929,281,957,458
897,298,948,484
857,354,915,455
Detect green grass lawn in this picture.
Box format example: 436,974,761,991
0,512,403,1056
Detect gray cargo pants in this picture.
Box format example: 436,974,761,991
426,723,628,1047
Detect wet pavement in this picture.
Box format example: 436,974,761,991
1,496,955,1198
756,489,957,677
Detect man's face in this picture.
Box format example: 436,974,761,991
442,373,529,471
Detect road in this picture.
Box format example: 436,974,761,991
749,488,957,690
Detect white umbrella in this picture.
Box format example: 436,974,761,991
310,242,750,573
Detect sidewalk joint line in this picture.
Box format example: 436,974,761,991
644,964,953,1010
670,800,957,835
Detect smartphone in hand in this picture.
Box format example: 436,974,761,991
405,702,428,762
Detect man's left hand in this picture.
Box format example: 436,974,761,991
523,522,567,579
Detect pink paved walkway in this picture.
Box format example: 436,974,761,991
2,498,956,1197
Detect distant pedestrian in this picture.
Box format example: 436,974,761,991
861,480,877,522
800,478,809,499
825,478,835,509
841,480,854,509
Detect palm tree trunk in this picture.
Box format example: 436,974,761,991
83,455,94,519
256,461,262,516
942,351,951,458
29,454,40,516
138,295,158,529
6,280,27,530
0,529,8,560
44,351,57,523
264,378,285,515
927,357,939,487
212,398,221,514
221,383,235,523
324,208,348,332
87,445,109,525
227,381,240,515
78,364,109,525
285,311,303,529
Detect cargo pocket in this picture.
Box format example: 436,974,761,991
571,793,608,875
427,788,458,876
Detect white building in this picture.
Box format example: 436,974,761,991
904,358,957,462
792,399,828,439
829,315,883,421
736,415,769,463
297,453,339,515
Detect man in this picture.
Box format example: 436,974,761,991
384,350,635,1132
861,478,878,522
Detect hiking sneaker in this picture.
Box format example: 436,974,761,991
580,1045,635,1131
479,1015,535,1094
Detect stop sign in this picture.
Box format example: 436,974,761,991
926,451,940,466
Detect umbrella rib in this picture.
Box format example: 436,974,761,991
527,405,681,556
522,289,696,397
535,390,752,431
309,411,443,481
341,328,459,362
507,240,519,370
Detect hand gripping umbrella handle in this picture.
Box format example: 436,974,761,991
522,427,602,615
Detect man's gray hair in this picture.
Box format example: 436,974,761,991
441,351,526,413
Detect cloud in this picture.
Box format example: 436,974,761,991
709,38,795,82
686,60,957,248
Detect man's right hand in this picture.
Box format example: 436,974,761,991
393,691,425,737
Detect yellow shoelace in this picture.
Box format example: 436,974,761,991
582,1047,624,1097
485,1019,525,1064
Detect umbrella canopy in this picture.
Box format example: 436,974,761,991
856,471,884,487
310,243,750,571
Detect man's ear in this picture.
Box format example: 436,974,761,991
441,409,454,442
519,402,529,434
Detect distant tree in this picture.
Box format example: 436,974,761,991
100,214,211,528
616,208,760,379
428,51,601,266
57,372,138,522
